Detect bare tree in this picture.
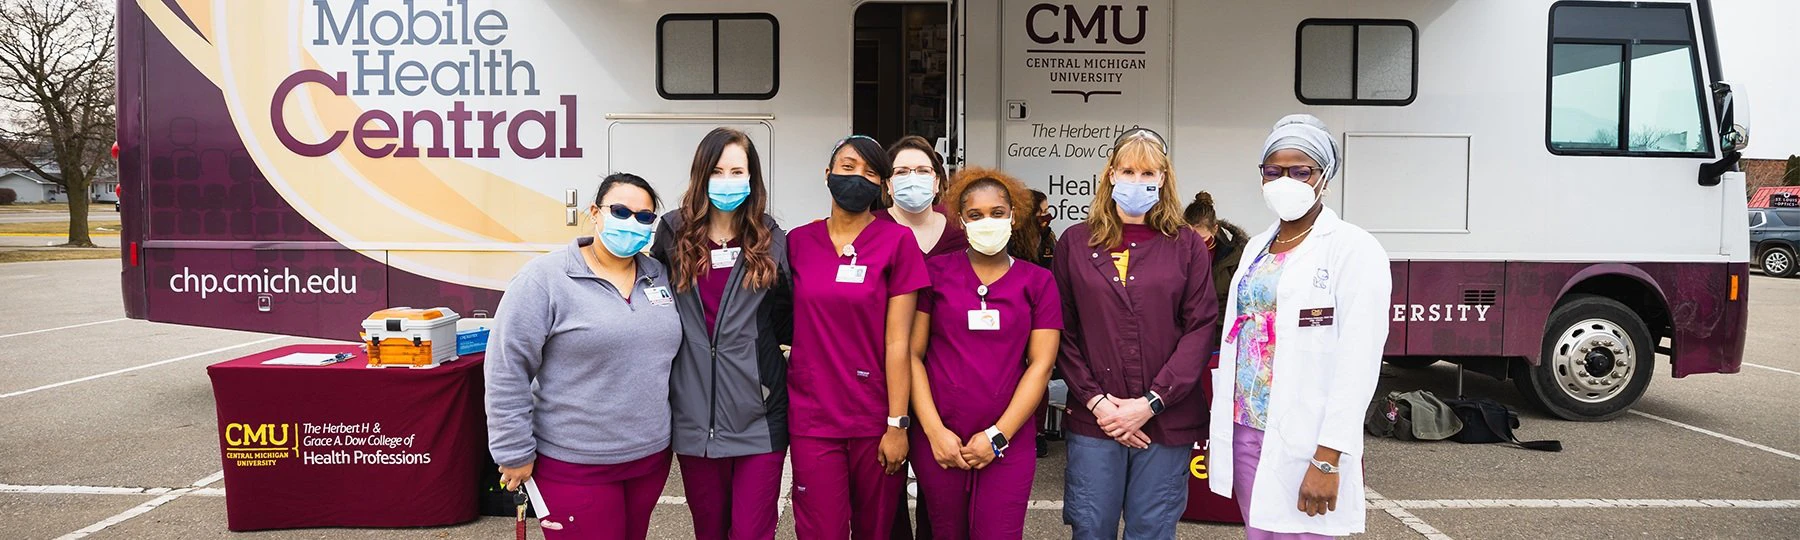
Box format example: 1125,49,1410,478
0,0,115,247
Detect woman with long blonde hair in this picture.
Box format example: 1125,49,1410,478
1055,128,1220,539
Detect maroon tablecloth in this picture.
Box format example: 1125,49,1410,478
207,344,486,531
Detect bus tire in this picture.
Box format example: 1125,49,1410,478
1515,294,1654,421
1384,358,1438,369
1761,246,1796,278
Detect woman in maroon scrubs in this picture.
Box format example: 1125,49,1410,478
788,135,929,539
1055,128,1219,538
875,135,967,259
909,167,1062,540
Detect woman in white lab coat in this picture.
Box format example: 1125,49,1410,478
1207,115,1391,539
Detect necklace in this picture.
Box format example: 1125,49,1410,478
1274,225,1315,244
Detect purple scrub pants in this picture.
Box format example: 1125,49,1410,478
678,451,785,540
908,426,1038,540
532,451,671,540
792,435,905,539
1232,424,1336,540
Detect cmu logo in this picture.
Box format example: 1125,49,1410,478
225,423,292,449
1026,4,1149,45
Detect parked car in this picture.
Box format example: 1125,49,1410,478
1750,208,1800,278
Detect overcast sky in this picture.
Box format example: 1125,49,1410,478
1715,0,1799,160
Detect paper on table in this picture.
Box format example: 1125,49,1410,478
260,353,345,366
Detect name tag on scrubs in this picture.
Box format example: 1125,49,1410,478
710,247,740,269
968,309,1001,330
836,264,867,284
646,286,674,307
1298,307,1335,327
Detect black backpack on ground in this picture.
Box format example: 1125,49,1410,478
1442,397,1563,452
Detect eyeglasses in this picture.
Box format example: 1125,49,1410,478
607,204,657,225
1259,165,1322,182
892,166,935,177
1114,128,1168,156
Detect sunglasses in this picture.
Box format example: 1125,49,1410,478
606,204,657,225
1259,165,1323,182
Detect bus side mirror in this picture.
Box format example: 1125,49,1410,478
1701,82,1748,186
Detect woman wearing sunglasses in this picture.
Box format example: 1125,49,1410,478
485,173,681,540
1055,128,1219,539
649,128,792,540
876,135,968,259
1207,115,1390,539
788,135,929,539
907,167,1061,540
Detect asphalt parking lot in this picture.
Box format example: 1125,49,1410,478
2,259,1796,539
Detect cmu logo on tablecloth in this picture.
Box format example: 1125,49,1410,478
223,422,297,467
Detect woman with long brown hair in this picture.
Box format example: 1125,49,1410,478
650,127,793,540
1055,128,1219,539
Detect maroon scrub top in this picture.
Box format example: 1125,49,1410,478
698,239,735,336
875,204,969,259
788,218,930,438
917,253,1063,436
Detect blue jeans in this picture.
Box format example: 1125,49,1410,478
1062,433,1191,540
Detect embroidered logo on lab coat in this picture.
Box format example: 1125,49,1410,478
1313,268,1330,289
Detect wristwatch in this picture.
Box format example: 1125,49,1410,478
887,415,911,430
1145,391,1166,415
1309,458,1340,474
984,426,1010,458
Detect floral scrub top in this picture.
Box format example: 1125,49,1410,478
1230,244,1285,429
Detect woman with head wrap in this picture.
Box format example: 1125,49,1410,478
1205,115,1392,538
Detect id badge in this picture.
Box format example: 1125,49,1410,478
645,286,674,306
710,247,741,269
968,309,1001,330
836,264,867,284
1298,307,1335,327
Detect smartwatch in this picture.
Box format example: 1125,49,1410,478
887,415,911,430
984,426,1010,458
1145,391,1166,415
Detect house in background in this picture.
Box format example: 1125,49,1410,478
0,169,63,203
0,168,116,204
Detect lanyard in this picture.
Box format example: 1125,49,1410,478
974,256,1015,310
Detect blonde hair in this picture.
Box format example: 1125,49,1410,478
1085,137,1186,249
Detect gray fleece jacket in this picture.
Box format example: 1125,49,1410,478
484,237,683,467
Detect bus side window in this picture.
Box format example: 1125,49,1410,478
1546,3,1710,157
1295,19,1417,106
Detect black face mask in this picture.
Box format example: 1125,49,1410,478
827,173,881,213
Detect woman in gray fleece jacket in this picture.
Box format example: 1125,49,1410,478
485,173,682,540
650,128,794,540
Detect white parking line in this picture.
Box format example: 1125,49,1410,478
0,484,177,496
190,471,225,488
1375,499,1800,509
0,318,128,340
1744,363,1800,376
0,336,285,399
1367,489,1456,540
54,471,220,540
1628,410,1800,461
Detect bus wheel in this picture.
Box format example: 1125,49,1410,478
1515,294,1654,421
1384,358,1438,369
1762,246,1796,278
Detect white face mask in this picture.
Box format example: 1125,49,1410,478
889,174,936,213
963,216,1013,256
1261,176,1321,222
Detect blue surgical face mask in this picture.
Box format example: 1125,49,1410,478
889,173,936,213
708,175,752,212
599,213,654,258
1111,176,1160,217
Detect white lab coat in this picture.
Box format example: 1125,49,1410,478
1207,208,1391,536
